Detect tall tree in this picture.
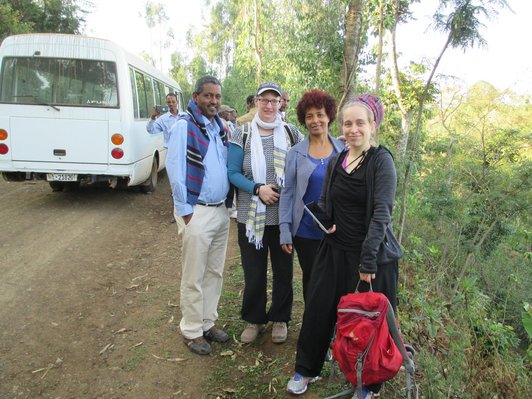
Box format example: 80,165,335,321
388,0,419,159
190,0,346,116
0,0,87,42
396,0,510,242
338,0,366,110
140,1,173,70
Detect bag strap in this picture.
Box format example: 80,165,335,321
242,122,250,148
242,122,296,148
385,300,418,398
355,280,373,293
284,124,296,147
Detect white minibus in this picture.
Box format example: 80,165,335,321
0,33,183,192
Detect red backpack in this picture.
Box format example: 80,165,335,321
331,291,416,397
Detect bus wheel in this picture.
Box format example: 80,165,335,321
141,157,158,194
64,181,80,191
49,182,64,192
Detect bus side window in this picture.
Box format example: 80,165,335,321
129,67,139,118
154,80,164,105
144,76,155,115
135,71,148,119
178,91,185,112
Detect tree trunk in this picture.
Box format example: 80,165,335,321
252,0,263,83
374,0,384,93
397,32,452,243
389,0,411,160
338,0,365,111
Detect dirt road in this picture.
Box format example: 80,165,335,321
0,175,329,399
0,174,218,398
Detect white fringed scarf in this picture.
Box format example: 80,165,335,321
245,113,288,248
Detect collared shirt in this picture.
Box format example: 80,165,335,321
146,112,180,147
166,115,229,216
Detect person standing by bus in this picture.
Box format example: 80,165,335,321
146,92,180,147
166,76,232,356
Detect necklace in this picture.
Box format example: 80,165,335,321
343,150,367,173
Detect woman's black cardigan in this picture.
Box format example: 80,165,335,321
318,146,399,274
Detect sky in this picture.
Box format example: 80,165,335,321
83,0,532,95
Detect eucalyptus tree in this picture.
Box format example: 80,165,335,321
1,0,87,41
140,1,174,70
338,0,366,109
190,0,348,118
396,0,510,243
387,0,420,159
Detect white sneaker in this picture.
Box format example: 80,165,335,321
286,373,319,395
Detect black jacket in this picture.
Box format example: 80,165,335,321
318,146,402,273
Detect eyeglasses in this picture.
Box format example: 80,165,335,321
258,98,281,106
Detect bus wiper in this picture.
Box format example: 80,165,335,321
38,102,61,112
12,95,61,111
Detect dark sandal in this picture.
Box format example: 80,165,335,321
204,326,229,343
184,337,212,355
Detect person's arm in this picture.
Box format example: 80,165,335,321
166,119,193,218
359,150,397,273
146,106,161,133
146,114,165,134
227,142,280,205
227,143,255,193
279,147,297,245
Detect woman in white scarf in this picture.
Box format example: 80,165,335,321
228,82,303,346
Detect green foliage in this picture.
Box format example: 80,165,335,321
171,0,350,121
397,84,531,396
433,0,510,51
523,302,532,339
0,0,87,41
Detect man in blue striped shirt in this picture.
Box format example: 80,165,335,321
166,76,231,356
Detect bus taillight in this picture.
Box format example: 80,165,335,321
111,148,124,159
0,144,8,155
111,134,124,145
0,129,7,140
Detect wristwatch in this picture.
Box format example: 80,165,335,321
253,183,264,196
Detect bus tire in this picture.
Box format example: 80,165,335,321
141,157,158,194
64,181,80,191
49,182,64,192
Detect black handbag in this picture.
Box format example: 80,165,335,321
376,224,403,264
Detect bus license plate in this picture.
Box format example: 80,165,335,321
46,173,78,182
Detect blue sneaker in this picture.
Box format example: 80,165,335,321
359,386,373,399
286,373,319,395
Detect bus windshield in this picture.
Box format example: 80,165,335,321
0,57,118,108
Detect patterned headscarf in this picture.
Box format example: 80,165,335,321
353,94,384,126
